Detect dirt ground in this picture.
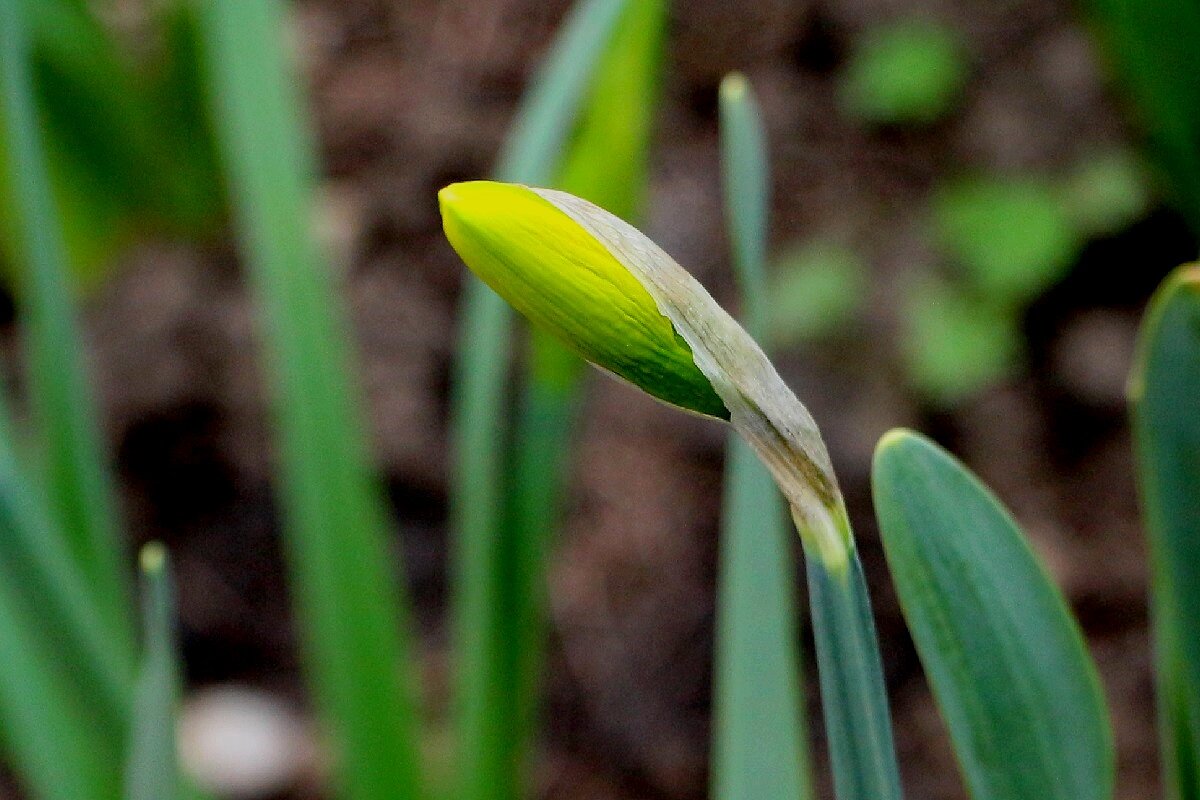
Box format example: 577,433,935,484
58,0,1199,797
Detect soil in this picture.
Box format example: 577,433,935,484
33,0,1199,798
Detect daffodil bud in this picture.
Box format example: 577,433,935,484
439,180,728,419
440,180,851,571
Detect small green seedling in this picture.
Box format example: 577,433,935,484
933,175,1080,306
902,275,1020,405
1060,149,1152,237
841,19,968,126
769,240,868,346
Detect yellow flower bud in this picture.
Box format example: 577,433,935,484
439,180,729,419
441,179,849,570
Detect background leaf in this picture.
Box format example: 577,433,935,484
1083,0,1200,232
449,2,636,798
0,0,130,639
200,2,424,798
712,72,814,800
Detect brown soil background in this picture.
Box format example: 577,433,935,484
39,0,1200,797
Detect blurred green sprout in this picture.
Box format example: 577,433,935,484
841,19,968,126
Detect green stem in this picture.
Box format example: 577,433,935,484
801,512,903,800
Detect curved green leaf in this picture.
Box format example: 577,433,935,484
872,429,1113,800
1130,265,1200,800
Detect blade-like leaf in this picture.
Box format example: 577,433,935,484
0,560,121,800
712,73,813,800
199,2,423,798
125,543,183,800
450,2,630,798
0,0,130,639
872,429,1114,800
505,0,666,787
1130,265,1200,800
0,396,128,800
806,549,902,800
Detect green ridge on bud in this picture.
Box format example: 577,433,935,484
439,181,729,419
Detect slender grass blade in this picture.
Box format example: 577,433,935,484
712,73,813,800
0,0,130,639
125,543,183,800
805,545,904,800
450,2,630,798
501,0,666,794
200,2,423,798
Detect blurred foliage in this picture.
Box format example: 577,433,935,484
901,276,1021,406
901,153,1148,404
933,176,1080,306
1084,0,1200,234
1060,149,1153,237
0,0,221,287
768,240,867,346
840,19,968,126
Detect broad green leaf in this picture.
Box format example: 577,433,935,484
1130,266,1200,799
712,73,814,800
200,2,423,798
872,429,1114,800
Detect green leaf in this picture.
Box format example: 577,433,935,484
1130,266,1200,799
199,2,423,799
125,544,184,800
0,561,122,800
712,72,814,800
841,19,968,126
1083,0,1200,232
0,0,131,640
448,3,635,798
0,407,133,728
0,399,129,800
872,429,1114,800
933,176,1080,306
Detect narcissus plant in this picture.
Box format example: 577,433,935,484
439,180,850,570
441,179,905,800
